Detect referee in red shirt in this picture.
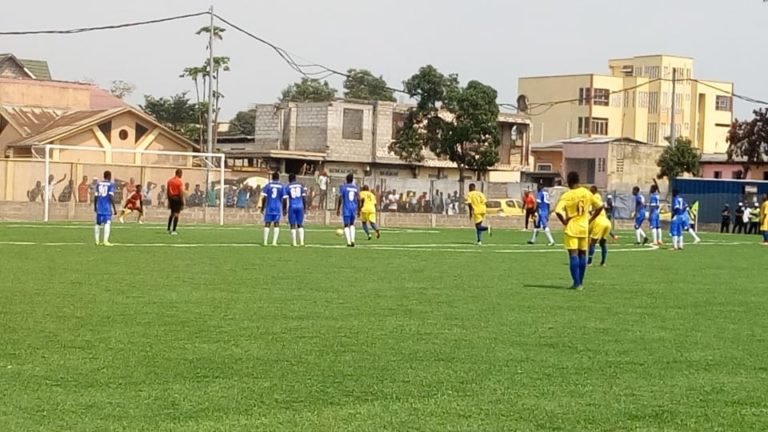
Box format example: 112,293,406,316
166,169,185,235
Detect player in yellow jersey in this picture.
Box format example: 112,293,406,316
554,172,603,289
359,185,381,240
760,194,768,245
466,183,491,245
588,186,612,267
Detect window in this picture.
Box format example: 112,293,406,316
644,66,660,79
714,171,722,179
610,93,622,108
674,94,683,112
732,170,742,179
578,88,591,106
647,122,658,144
578,117,590,134
662,92,670,108
593,88,610,106
98,121,112,141
616,158,625,173
624,91,635,108
661,123,668,140
638,92,649,109
591,118,609,136
536,163,553,172
684,122,690,131
763,172,768,181
649,92,659,114
716,96,733,112
342,108,364,140
597,158,606,173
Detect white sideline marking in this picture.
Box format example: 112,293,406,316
2,241,751,254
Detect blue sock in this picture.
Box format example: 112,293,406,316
588,245,596,265
578,255,588,286
362,223,370,236
476,228,482,243
371,223,378,231
764,231,768,242
600,243,608,265
569,255,580,287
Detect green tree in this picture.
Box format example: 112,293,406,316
656,137,701,179
229,109,257,136
343,69,396,102
390,65,500,205
726,108,768,177
280,78,337,102
140,93,201,142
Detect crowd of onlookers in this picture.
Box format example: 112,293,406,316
720,202,763,234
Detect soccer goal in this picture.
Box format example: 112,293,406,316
31,144,226,225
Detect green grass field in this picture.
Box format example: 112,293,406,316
1,223,767,431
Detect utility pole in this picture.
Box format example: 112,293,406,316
206,5,215,156
205,5,215,220
670,67,677,147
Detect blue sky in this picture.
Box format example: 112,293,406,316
2,0,765,119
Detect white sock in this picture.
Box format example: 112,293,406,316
291,229,297,245
679,236,685,249
636,229,644,243
298,228,305,245
263,227,270,245
672,237,678,249
272,227,280,245
94,225,100,243
545,228,555,244
688,228,701,242
344,227,351,245
530,229,538,242
652,229,658,244
350,226,356,243
104,221,111,243
657,229,663,243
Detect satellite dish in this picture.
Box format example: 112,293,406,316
516,94,529,113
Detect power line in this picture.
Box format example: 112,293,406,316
0,11,209,35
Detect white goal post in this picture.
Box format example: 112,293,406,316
34,144,226,225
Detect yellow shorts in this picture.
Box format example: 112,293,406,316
563,234,588,251
472,212,486,225
589,220,612,240
361,211,376,224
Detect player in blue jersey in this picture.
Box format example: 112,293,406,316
681,198,702,244
670,189,685,250
284,173,307,247
528,183,555,246
648,185,662,246
336,173,359,247
632,186,649,246
93,170,117,246
260,172,285,246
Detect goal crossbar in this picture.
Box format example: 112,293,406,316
33,144,226,225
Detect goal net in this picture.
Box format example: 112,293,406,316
27,144,226,225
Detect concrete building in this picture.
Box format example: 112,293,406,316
529,137,666,191
217,100,531,181
519,55,734,154
699,153,768,181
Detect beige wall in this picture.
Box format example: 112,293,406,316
532,150,563,174
692,80,733,154
606,142,666,191
0,80,92,110
519,75,592,143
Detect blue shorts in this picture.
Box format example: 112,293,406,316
96,214,112,225
669,219,683,237
264,213,281,224
288,208,305,226
634,215,646,229
649,214,660,229
342,214,356,226
536,214,549,229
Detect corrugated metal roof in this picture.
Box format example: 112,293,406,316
0,105,66,136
